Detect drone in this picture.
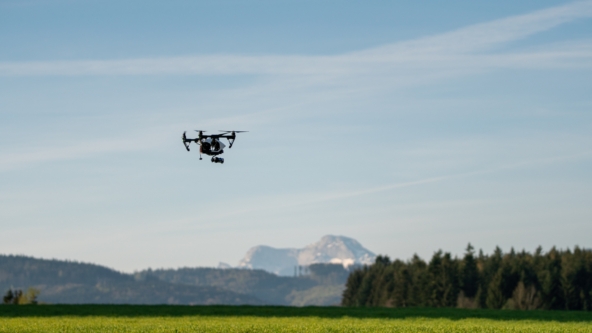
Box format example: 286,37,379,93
182,130,247,164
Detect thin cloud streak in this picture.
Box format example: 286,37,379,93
271,151,592,212
160,150,592,231
0,43,589,77
1,1,591,77
0,133,165,172
362,0,592,55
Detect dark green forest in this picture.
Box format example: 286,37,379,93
342,245,592,311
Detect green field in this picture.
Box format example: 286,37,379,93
1,305,591,332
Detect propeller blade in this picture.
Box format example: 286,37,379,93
182,131,190,151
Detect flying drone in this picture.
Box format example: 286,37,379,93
182,130,247,163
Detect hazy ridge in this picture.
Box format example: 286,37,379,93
0,255,349,305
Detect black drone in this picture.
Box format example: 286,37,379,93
182,130,247,164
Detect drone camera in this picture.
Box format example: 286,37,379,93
211,157,224,164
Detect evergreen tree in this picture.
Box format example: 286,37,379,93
486,270,506,309
561,247,591,310
426,251,459,307
407,254,428,306
357,268,377,306
542,247,565,310
367,258,391,306
341,268,365,306
460,243,479,298
502,251,521,300
3,289,14,304
375,255,391,266
427,251,445,307
389,261,410,307
377,264,396,306
441,252,460,307
476,249,488,308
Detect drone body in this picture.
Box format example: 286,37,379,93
182,130,247,163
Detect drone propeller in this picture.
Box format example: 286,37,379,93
193,130,206,141
217,131,248,149
181,131,190,151
219,130,248,135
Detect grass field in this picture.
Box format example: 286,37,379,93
1,305,591,332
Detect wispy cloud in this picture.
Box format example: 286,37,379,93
362,0,592,55
1,1,591,79
154,149,592,232
0,133,163,172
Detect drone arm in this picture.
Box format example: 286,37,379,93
182,137,200,152
183,140,191,151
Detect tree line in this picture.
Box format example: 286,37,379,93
342,245,592,310
2,288,39,305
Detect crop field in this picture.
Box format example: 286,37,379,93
0,305,591,333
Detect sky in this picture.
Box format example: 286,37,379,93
1,0,591,273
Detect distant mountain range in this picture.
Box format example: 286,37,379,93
0,235,374,305
237,235,376,276
0,255,262,305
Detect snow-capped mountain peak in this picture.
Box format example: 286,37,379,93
237,235,376,276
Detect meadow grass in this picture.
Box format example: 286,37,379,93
0,305,591,332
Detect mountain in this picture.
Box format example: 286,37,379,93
0,255,262,305
0,254,351,306
237,235,376,276
0,235,373,305
238,246,299,276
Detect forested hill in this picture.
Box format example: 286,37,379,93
342,245,592,311
0,255,350,305
137,263,350,306
0,255,263,305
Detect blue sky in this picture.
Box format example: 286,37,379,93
1,0,591,272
